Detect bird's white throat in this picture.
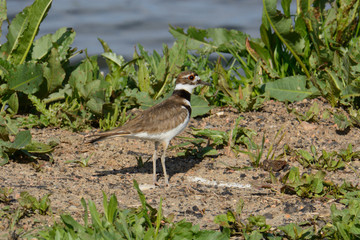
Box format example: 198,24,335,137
174,83,198,93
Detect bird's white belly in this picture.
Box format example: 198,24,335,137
133,114,190,142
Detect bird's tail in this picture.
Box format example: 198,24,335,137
85,129,130,143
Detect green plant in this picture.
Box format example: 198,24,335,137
34,180,229,239
0,116,53,166
171,136,218,158
0,187,13,203
0,0,79,114
214,199,271,238
172,116,256,159
18,191,51,215
277,223,314,240
239,127,285,168
288,144,360,171
99,105,130,131
286,101,321,123
170,0,360,121
240,134,265,168
321,199,360,239
281,167,359,199
66,153,93,167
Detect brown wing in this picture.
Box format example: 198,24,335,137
87,96,189,142
120,95,189,133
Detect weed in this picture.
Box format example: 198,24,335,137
18,192,51,215
286,101,320,123
172,136,218,158
0,187,13,203
33,180,229,239
239,134,265,168
214,199,271,238
0,116,53,166
281,167,359,199
239,127,285,168
287,144,360,171
321,199,360,239
66,153,93,167
171,116,256,160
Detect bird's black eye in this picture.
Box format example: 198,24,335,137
188,75,194,80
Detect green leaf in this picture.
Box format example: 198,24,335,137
137,58,151,93
7,62,43,94
0,150,9,166
7,92,19,115
43,48,65,93
60,214,86,233
69,56,100,98
169,25,248,54
190,95,213,117
1,5,29,61
264,75,317,102
86,97,105,115
11,0,53,64
133,179,153,228
333,113,352,130
32,27,76,61
101,52,125,69
0,0,6,38
24,141,53,153
12,130,31,150
262,0,310,78
88,199,104,231
1,116,18,135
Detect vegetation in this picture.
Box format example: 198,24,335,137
0,0,359,239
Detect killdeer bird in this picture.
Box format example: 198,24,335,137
88,71,211,186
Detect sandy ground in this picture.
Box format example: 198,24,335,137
1,98,360,239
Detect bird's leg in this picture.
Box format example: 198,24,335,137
152,142,159,186
160,141,170,186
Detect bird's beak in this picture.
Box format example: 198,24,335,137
199,80,211,86
194,75,211,87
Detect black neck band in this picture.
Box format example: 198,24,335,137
172,89,191,102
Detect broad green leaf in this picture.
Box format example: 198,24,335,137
101,52,125,69
7,92,19,114
264,75,317,102
281,0,291,17
0,58,13,77
12,130,31,150
51,27,76,60
169,25,247,54
0,0,6,39
0,150,9,166
11,0,53,64
88,199,104,231
43,83,72,104
137,58,151,93
133,180,153,227
25,141,53,153
153,41,187,99
86,97,105,115
195,231,229,240
69,57,97,97
262,0,310,78
1,6,29,61
32,27,76,61
0,124,9,141
7,62,43,94
43,48,65,93
1,116,18,135
190,95,213,117
60,215,86,233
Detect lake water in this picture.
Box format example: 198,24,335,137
4,0,264,59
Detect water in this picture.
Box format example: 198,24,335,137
4,0,264,59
